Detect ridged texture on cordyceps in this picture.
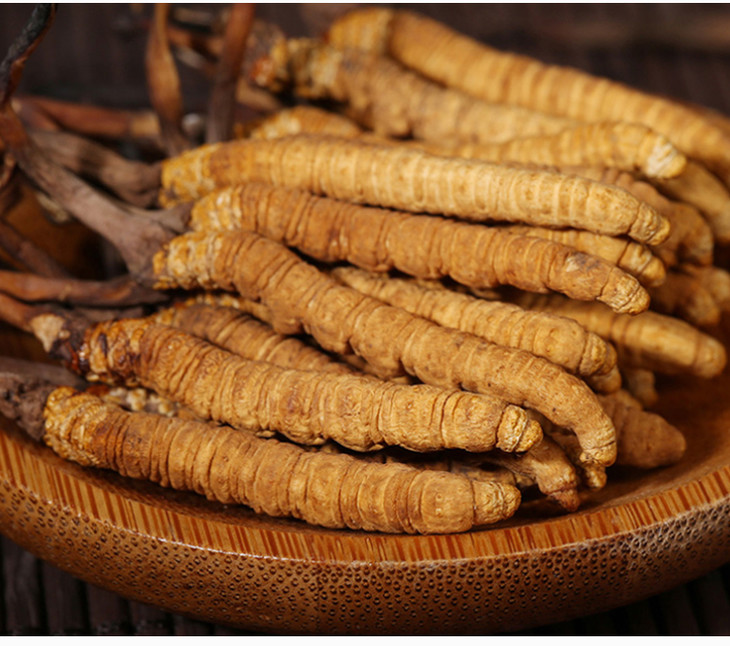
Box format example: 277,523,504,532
155,302,354,376
78,318,541,454
330,266,619,388
159,135,670,248
597,391,687,469
483,435,582,512
152,229,617,466
648,270,721,329
42,387,521,533
189,182,649,314
504,224,665,288
413,122,686,179
246,105,364,140
570,166,714,268
259,37,574,144
327,8,730,186
515,293,727,378
655,160,730,243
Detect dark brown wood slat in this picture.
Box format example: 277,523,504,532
40,562,87,635
85,583,131,636
656,586,702,635
2,537,44,634
687,570,730,635
128,600,172,636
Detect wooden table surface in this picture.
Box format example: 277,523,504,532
2,3,730,635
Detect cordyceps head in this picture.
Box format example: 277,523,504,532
408,471,521,534
496,406,543,453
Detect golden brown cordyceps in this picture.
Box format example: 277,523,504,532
148,228,618,466
29,314,540,455
252,37,578,145
41,387,521,534
327,8,730,187
189,182,650,314
511,293,727,379
155,300,355,376
405,122,687,180
159,134,671,249
329,265,619,390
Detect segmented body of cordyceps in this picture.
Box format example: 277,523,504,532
155,301,354,375
43,387,521,533
482,436,581,512
511,293,727,378
159,134,671,248
244,105,364,140
597,391,687,469
502,225,665,287
329,266,619,389
653,160,730,243
189,182,649,314
252,37,578,145
32,315,540,454
620,367,659,408
682,264,730,312
408,122,687,180
648,270,721,328
568,166,714,268
326,8,730,187
150,228,617,466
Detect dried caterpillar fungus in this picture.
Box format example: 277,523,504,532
327,8,730,186
329,265,619,387
189,182,649,314
32,315,539,454
150,228,617,466
159,134,670,250
43,387,520,533
253,36,578,145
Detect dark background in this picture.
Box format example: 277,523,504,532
1,3,730,636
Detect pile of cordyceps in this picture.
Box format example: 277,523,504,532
0,5,728,534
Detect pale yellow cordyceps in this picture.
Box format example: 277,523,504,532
330,265,619,389
31,315,541,455
512,293,727,378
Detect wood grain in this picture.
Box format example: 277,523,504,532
0,329,729,633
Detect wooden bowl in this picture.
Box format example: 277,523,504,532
1,325,729,635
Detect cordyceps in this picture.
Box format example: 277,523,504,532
0,57,615,463
326,8,730,188
252,36,578,145
251,40,687,180
158,134,671,250
189,182,650,314
510,293,727,379
16,304,540,455
0,372,520,533
329,265,620,391
150,229,618,467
